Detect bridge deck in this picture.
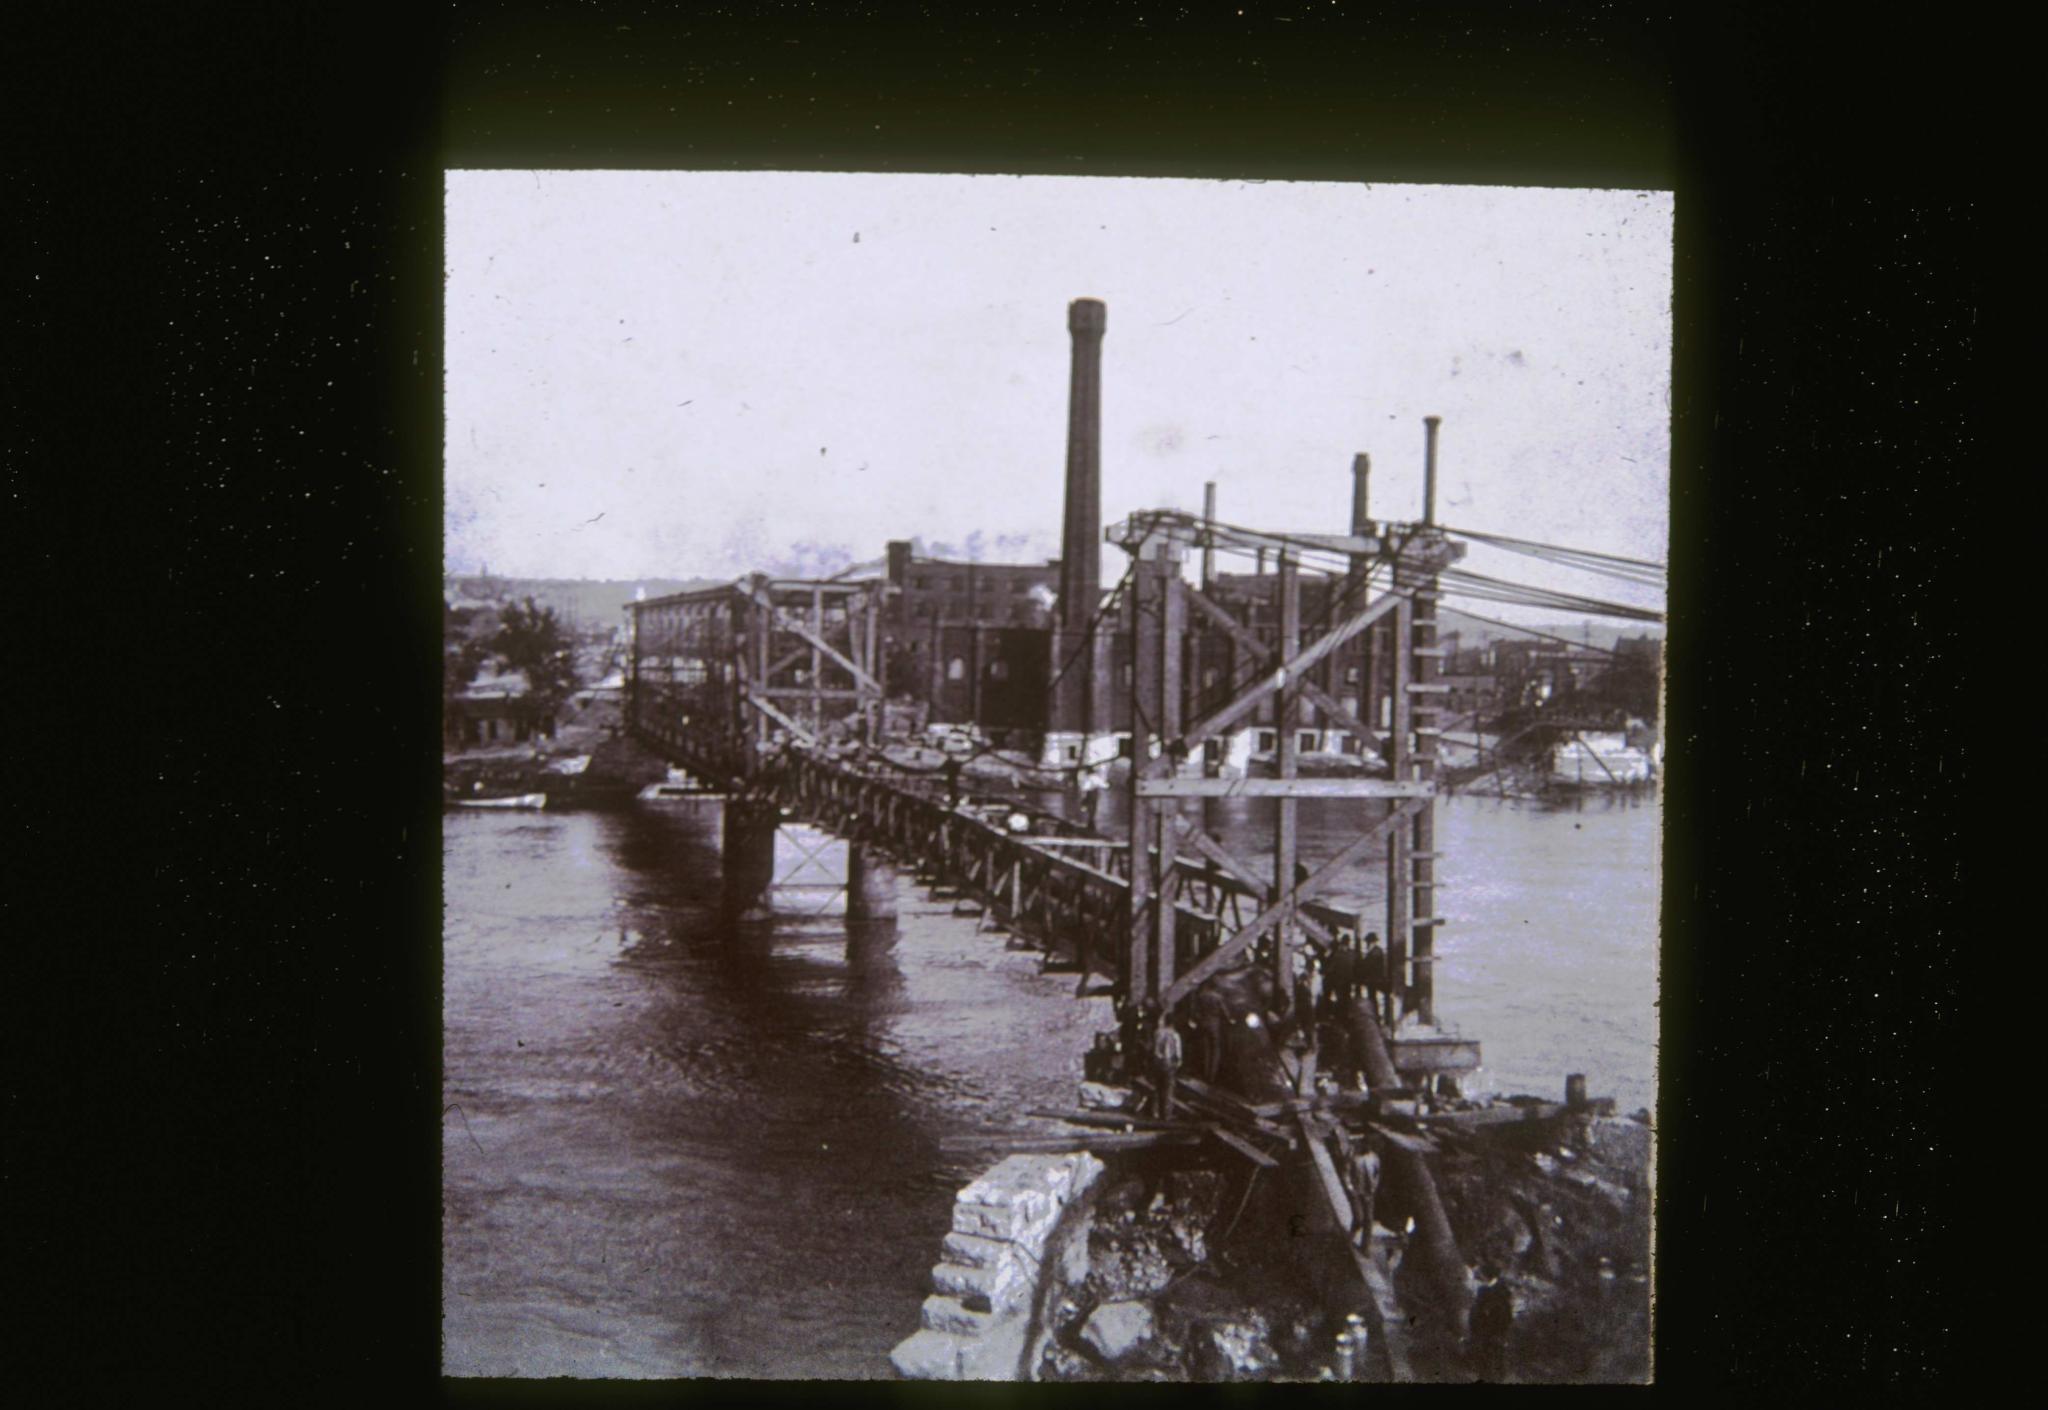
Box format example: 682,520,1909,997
633,721,1413,1010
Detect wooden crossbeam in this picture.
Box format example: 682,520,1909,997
1180,582,1382,748
736,583,883,694
1356,1238,1415,1382
1166,825,1339,948
1208,1124,1280,1168
742,692,816,744
1177,1075,1294,1142
1176,586,1408,753
1295,909,1340,950
1137,777,1434,799
1413,1101,1571,1131
764,645,809,681
1161,798,1427,1009
1110,509,1410,563
1172,818,1266,895
1297,1111,1356,1235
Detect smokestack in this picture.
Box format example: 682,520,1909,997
1350,453,1372,537
1202,480,1218,589
1422,416,1441,526
1059,298,1106,630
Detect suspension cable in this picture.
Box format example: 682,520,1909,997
1440,524,1666,574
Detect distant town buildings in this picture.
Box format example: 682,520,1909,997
592,297,1661,772
445,669,559,748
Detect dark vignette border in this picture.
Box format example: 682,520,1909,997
12,2,1963,1398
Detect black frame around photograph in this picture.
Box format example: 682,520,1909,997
11,3,1963,1397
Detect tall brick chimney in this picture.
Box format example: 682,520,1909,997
1058,298,1106,631
1350,452,1373,538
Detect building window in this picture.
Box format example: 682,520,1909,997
948,657,966,681
987,659,1009,682
1202,667,1219,688
1256,729,1276,753
1345,665,1361,684
1120,664,1134,686
1340,735,1361,755
1299,730,1318,753
1065,745,1079,762
913,575,930,589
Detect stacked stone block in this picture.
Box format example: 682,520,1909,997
889,1151,1105,1380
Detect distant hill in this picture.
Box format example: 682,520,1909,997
1437,608,1665,656
446,575,725,634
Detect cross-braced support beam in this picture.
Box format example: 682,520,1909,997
1111,505,1463,1041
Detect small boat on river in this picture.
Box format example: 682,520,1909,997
452,792,549,810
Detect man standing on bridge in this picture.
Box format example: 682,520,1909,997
1469,1263,1514,1382
1351,1140,1383,1249
1149,1010,1183,1118
1325,933,1358,1019
1076,761,1106,832
1329,1125,1382,1248
1361,932,1391,1027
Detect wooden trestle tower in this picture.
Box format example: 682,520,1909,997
1105,443,1464,1047
627,572,888,780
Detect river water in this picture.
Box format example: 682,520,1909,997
441,789,1659,1378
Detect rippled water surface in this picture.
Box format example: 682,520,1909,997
442,790,1658,1378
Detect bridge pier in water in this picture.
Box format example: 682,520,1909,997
847,844,899,924
720,797,781,919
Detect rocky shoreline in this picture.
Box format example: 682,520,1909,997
1028,1108,1651,1383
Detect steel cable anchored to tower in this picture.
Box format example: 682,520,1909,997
1433,567,1664,624
1440,524,1665,574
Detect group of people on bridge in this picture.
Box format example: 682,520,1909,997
1093,927,1395,1111
1094,928,1397,1109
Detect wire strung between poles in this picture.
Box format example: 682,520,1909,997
1440,524,1666,575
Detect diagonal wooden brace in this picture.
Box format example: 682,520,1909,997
1172,817,1267,896
1161,797,1427,1010
1168,817,1350,959
1181,582,1382,747
1177,584,1409,754
1295,909,1340,950
743,691,817,745
764,644,811,683
737,584,883,695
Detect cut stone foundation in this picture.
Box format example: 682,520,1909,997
889,1151,1106,1381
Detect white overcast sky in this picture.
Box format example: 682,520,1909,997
445,171,1670,622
